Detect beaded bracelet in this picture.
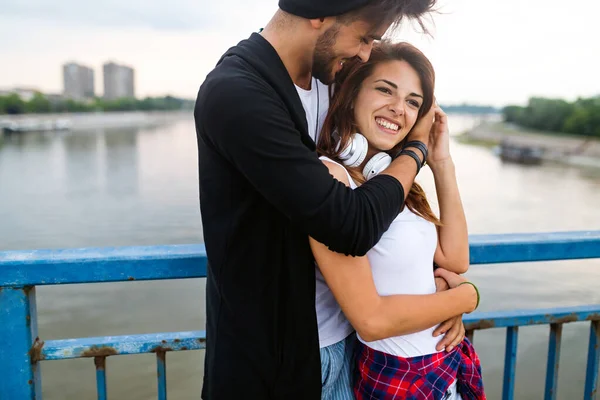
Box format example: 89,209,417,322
458,281,480,310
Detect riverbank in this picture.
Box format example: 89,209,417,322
0,110,191,132
458,121,600,168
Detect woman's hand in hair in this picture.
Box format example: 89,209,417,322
406,103,435,149
427,105,451,172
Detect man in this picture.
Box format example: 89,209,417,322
195,1,443,398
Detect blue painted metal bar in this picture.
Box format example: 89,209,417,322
157,352,167,400
0,244,207,286
0,286,42,399
2,231,600,287
464,305,600,331
469,230,600,265
584,320,599,400
95,357,107,400
503,326,519,400
544,323,563,400
0,231,598,400
39,331,206,361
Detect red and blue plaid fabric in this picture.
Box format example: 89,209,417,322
354,338,485,400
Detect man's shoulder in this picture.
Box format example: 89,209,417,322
197,58,276,110
202,59,255,92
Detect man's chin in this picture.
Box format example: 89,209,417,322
312,62,337,85
313,72,335,86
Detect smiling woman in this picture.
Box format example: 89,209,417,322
354,61,424,152
312,40,484,399
319,42,436,220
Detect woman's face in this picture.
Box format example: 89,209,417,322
353,60,423,154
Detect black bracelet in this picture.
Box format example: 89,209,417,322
404,140,428,163
398,149,422,174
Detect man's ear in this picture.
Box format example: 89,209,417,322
309,17,335,31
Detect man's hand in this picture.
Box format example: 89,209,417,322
433,267,465,352
434,276,449,292
434,315,465,352
434,267,469,289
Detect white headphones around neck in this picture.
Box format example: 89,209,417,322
337,133,392,181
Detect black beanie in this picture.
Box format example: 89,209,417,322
279,0,372,18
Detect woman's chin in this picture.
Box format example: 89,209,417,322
368,139,400,154
381,141,400,152
371,145,395,154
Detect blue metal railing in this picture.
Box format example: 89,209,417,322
1,231,599,400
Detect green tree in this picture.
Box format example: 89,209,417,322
3,94,26,114
138,97,157,110
1,93,194,115
503,105,524,123
48,98,96,113
27,92,52,113
563,98,600,137
102,97,138,111
503,95,600,137
518,98,574,132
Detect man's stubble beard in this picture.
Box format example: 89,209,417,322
312,24,340,85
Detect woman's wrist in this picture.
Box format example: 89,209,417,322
457,282,479,313
428,157,454,174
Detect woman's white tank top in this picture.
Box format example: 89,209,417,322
316,156,442,357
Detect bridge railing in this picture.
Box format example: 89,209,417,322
1,231,599,400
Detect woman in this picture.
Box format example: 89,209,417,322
311,42,485,400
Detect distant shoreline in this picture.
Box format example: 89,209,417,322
458,121,600,168
0,110,191,131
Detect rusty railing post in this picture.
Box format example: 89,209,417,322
0,286,42,399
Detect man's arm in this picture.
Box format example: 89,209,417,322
196,76,430,256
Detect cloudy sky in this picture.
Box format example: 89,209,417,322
0,0,598,107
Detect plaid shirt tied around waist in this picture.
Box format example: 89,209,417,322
354,338,485,400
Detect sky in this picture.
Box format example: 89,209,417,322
0,0,598,107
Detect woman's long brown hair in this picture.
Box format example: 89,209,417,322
317,41,440,225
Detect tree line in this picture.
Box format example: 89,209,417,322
503,96,600,138
0,93,195,115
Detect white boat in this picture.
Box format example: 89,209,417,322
2,118,72,134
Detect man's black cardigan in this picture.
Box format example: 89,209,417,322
195,33,405,399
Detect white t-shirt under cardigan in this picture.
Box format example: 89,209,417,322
296,79,355,348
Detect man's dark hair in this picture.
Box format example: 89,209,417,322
338,0,437,34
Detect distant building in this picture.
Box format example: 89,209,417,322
63,63,95,100
103,62,135,100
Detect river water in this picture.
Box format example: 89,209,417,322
1,112,599,399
